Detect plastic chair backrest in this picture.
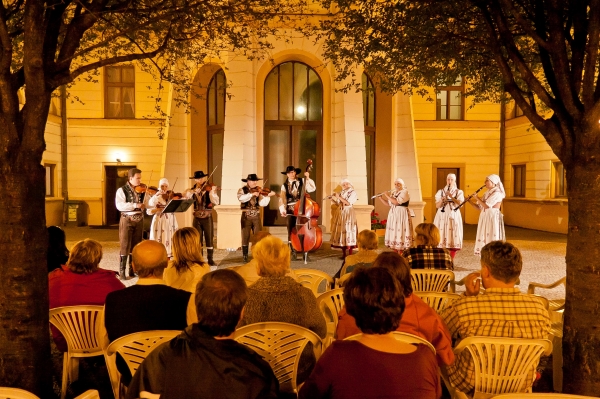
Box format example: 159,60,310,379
106,330,181,376
340,262,372,277
139,392,161,399
233,322,323,393
492,394,596,399
344,331,436,354
49,305,104,357
74,390,100,399
0,388,40,399
410,269,455,293
455,336,552,397
316,288,345,348
527,277,566,312
416,292,461,314
295,268,333,296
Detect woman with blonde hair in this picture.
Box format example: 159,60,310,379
379,178,413,252
241,235,326,383
163,227,209,293
403,223,453,270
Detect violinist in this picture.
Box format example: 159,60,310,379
279,165,316,259
187,170,219,266
329,178,358,259
147,178,179,258
115,167,144,280
237,173,276,262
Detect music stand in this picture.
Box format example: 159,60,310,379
162,199,194,214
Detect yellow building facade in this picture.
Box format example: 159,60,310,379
42,34,568,248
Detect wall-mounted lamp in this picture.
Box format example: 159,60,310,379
116,158,122,164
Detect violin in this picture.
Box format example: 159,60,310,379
194,182,220,193
290,159,323,263
134,184,158,196
160,190,183,202
250,186,272,196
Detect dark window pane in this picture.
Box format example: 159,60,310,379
365,135,372,200
122,67,135,83
208,81,216,126
216,71,225,124
362,74,368,126
367,84,375,127
294,63,308,121
210,133,224,189
106,67,120,83
308,69,322,121
279,63,293,120
267,129,290,215
265,69,279,120
298,129,318,201
107,87,121,118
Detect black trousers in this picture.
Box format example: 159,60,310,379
241,214,262,246
286,206,297,242
193,216,214,248
119,214,144,256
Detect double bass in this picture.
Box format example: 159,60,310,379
290,159,323,264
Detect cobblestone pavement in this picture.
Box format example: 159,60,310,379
64,224,566,299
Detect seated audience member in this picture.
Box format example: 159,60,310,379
336,251,454,366
127,270,279,399
299,267,441,399
104,240,191,384
240,235,326,383
402,223,454,270
230,231,297,286
163,227,209,293
47,225,70,273
441,241,551,394
333,229,379,280
49,239,125,352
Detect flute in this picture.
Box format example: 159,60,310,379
453,185,486,212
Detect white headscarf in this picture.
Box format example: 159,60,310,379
446,174,457,190
341,178,352,187
486,174,505,198
159,178,169,187
394,178,406,188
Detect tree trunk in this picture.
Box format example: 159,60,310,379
563,159,600,395
0,134,51,394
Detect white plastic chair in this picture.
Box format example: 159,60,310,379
527,277,566,311
104,330,180,399
492,394,596,398
0,387,40,399
416,292,461,314
233,322,323,393
443,336,553,399
295,268,333,296
344,331,436,355
410,269,456,292
49,306,104,399
316,288,345,348
139,392,161,399
74,391,100,399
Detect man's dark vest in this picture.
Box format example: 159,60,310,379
284,179,303,207
240,186,258,210
121,184,143,205
192,184,212,211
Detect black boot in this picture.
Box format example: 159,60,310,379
242,246,249,263
207,248,216,266
289,242,298,261
128,254,137,278
119,255,127,280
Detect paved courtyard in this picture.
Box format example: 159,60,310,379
63,223,567,299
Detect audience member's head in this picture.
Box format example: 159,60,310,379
414,223,440,246
344,267,405,334
372,251,413,296
66,239,103,274
132,240,168,278
357,230,378,251
195,269,248,337
48,226,69,272
253,235,290,277
480,241,522,284
171,227,204,273
250,231,271,247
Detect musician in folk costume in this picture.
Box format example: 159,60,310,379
237,173,276,262
115,167,145,279
469,174,506,256
187,170,219,266
329,178,358,259
379,178,414,252
147,178,179,258
433,173,464,259
279,165,316,259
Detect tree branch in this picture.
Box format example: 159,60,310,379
497,0,551,51
583,0,600,105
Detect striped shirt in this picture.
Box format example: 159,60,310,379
403,246,454,270
441,288,551,393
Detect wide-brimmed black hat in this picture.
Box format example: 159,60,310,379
242,173,262,182
190,170,208,179
281,166,302,175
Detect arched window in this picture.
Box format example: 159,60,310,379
263,62,323,226
362,73,376,202
207,70,226,189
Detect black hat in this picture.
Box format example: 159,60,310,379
242,173,262,182
190,170,208,179
281,166,302,175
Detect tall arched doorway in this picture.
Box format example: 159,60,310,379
263,61,323,226
207,69,226,189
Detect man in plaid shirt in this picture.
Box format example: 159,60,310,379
441,241,550,394
402,223,454,270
